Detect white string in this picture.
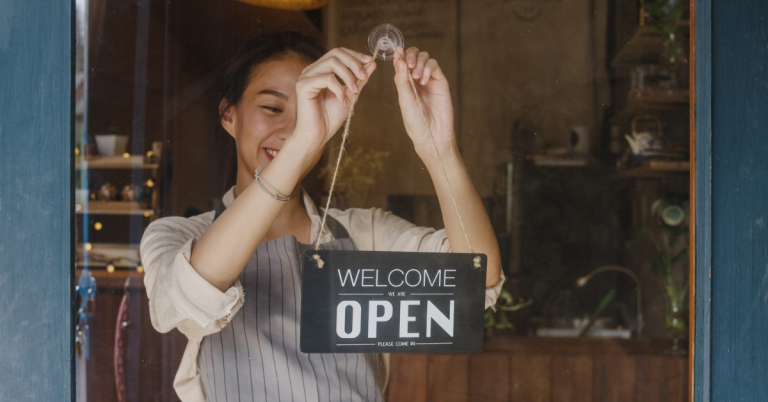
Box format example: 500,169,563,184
313,44,481,269
313,44,380,252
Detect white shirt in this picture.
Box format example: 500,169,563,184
140,186,505,401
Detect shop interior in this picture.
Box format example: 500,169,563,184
74,0,691,400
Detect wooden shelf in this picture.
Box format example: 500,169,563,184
612,101,688,122
75,201,154,216
76,155,158,169
612,161,689,179
612,21,690,67
629,88,689,103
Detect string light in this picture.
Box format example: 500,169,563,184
137,265,144,274
106,264,115,273
145,179,154,188
146,150,154,158
143,210,152,218
122,152,130,158
94,222,102,231
84,243,93,251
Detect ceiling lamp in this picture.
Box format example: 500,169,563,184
235,0,327,10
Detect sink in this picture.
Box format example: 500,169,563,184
535,328,632,338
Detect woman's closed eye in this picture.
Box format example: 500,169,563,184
260,105,283,114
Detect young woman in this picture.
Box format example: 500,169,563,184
140,31,504,402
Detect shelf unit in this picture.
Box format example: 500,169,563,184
612,21,690,67
611,21,691,180
75,149,161,273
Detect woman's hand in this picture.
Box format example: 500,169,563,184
292,48,377,151
393,47,456,153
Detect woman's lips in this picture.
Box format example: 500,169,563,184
264,147,279,161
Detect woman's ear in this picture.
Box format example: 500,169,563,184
219,99,236,139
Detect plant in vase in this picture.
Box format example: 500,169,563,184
484,288,531,337
627,198,689,354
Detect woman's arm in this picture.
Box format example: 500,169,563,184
392,46,501,288
191,49,377,292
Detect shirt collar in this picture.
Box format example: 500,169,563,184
222,185,329,243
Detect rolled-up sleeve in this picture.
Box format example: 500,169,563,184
140,215,245,338
331,207,505,309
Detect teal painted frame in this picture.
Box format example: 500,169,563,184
0,0,75,400
694,0,768,400
692,0,712,400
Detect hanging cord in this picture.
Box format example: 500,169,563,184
313,44,381,261
313,44,481,270
404,71,477,269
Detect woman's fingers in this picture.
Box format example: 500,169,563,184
357,61,378,92
297,73,350,104
306,48,370,81
304,56,361,93
412,51,430,79
405,47,420,69
420,58,442,85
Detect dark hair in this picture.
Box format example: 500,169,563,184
219,30,326,116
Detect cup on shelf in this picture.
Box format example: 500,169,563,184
94,134,128,156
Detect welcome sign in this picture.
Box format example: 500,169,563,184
300,250,487,353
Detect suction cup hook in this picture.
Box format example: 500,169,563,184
368,23,404,61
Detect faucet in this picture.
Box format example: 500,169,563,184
577,265,643,338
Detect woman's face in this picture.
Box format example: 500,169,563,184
221,54,320,179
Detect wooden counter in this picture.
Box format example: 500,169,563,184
386,337,687,402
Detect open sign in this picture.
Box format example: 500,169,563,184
300,250,486,353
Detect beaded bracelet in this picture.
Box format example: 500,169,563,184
254,165,290,203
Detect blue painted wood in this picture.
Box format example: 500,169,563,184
707,0,768,401
693,0,713,400
0,1,74,400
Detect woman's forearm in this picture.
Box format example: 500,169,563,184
416,138,502,288
190,138,317,292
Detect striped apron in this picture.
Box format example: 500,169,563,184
198,200,383,402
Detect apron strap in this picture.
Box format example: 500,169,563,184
212,200,350,240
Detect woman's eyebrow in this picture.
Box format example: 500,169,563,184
257,89,287,99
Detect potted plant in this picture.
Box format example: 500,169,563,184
627,198,688,354
484,288,531,337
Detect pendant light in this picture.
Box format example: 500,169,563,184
235,0,327,10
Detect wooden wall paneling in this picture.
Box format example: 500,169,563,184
387,354,428,402
468,353,509,402
0,0,74,399
427,354,469,402
550,356,594,402
510,355,551,402
635,356,689,402
594,356,636,402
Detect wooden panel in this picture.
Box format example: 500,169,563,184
0,0,74,400
550,356,594,402
469,353,509,402
594,356,636,402
427,354,469,402
387,354,428,402
510,355,551,402
636,356,688,402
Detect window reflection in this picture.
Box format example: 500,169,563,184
74,0,690,400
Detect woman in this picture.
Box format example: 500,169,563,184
140,31,504,402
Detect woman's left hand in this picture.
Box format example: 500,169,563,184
393,47,456,153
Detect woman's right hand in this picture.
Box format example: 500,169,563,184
291,48,377,151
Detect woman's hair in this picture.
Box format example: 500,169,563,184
218,30,326,116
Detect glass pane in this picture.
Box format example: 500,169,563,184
74,0,691,400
